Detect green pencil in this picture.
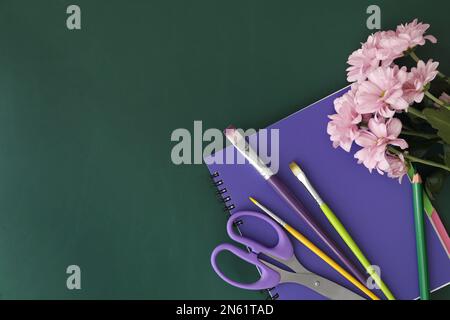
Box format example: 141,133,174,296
412,173,430,300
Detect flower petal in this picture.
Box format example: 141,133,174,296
368,118,387,138
355,130,377,147
386,118,402,137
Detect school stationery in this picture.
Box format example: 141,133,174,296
289,161,394,300
205,87,450,300
211,210,366,300
224,127,368,286
406,169,450,259
412,172,430,300
422,195,450,259
248,197,378,300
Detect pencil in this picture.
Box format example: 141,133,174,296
289,162,395,300
407,167,450,258
225,127,369,285
412,173,430,300
249,197,380,301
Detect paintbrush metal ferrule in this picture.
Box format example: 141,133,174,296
289,162,323,205
224,126,274,180
229,133,369,286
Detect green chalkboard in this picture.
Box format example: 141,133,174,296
0,0,448,299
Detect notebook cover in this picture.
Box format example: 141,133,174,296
205,87,450,300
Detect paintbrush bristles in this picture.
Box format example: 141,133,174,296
289,162,303,177
289,161,324,205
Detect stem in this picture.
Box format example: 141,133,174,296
388,147,450,172
409,51,420,63
438,71,447,80
425,91,445,107
406,154,450,172
401,130,439,139
408,106,427,120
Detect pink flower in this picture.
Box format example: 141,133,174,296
327,87,362,152
354,118,408,172
336,20,440,182
383,153,408,183
439,92,450,104
355,67,409,118
402,60,439,104
434,92,450,108
346,33,382,83
345,20,437,84
396,19,437,49
346,48,379,83
346,32,402,83
377,30,409,65
439,92,450,103
412,59,439,87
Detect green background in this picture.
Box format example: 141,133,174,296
0,0,448,299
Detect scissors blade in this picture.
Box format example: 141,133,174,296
291,273,366,300
260,254,365,300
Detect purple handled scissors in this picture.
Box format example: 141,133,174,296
211,211,365,300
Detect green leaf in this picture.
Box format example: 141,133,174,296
424,170,448,200
405,136,436,158
406,108,426,124
444,144,450,168
423,107,450,144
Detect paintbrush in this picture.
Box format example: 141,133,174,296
224,126,368,286
289,161,395,300
249,197,379,300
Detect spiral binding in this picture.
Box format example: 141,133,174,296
211,171,235,214
210,170,275,300
266,288,279,300
270,293,279,300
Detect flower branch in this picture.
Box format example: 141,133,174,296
424,91,447,108
408,106,427,120
328,19,449,184
388,147,450,172
400,130,439,140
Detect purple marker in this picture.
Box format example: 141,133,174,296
224,125,368,286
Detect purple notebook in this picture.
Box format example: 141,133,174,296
205,87,450,300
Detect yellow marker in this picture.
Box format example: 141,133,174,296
249,196,380,301
289,161,395,300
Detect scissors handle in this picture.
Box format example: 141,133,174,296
225,211,293,260
211,243,280,290
211,211,294,290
